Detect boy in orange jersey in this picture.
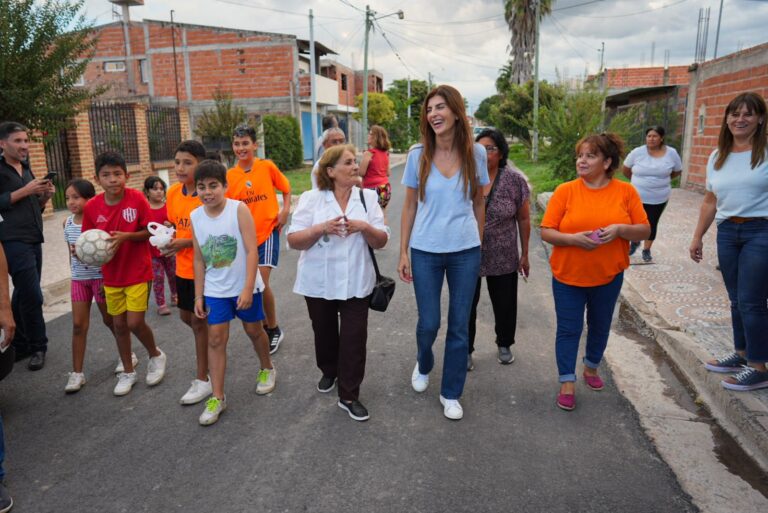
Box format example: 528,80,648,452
162,141,212,405
227,125,291,354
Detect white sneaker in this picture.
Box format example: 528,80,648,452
65,372,86,393
199,396,226,426
411,363,429,393
439,395,464,420
114,372,137,396
180,378,212,405
114,352,139,374
146,349,167,386
256,367,277,395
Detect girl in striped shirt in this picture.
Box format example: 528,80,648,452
63,179,116,393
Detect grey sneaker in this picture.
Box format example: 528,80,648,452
0,481,13,513
721,367,768,391
256,367,276,395
704,352,748,373
498,346,515,365
641,249,652,262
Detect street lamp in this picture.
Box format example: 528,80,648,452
362,6,404,137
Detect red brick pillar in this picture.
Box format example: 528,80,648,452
131,102,153,190
28,136,53,216
67,110,95,181
179,107,192,140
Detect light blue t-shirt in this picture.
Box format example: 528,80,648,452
624,145,682,204
706,149,768,222
402,143,489,253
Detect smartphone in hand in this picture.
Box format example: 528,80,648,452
43,172,57,181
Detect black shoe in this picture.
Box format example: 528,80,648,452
641,249,653,263
317,375,336,393
0,481,13,513
266,326,284,355
629,241,640,256
27,351,45,371
338,399,370,421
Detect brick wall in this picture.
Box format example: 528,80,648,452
681,43,768,190
588,65,690,89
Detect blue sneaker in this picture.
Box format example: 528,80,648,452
721,367,768,391
704,352,748,373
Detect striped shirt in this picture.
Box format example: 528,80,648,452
64,215,103,281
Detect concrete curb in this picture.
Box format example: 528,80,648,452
536,192,768,473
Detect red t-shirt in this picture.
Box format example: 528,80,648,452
362,148,389,188
147,204,169,258
82,187,153,287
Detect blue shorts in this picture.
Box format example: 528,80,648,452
258,228,280,268
205,293,265,325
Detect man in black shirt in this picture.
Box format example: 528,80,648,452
0,122,55,371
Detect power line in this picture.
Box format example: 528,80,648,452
337,0,365,13
215,0,356,20
373,19,425,80
558,0,689,19
552,0,605,12
397,13,503,26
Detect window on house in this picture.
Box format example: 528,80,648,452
104,61,126,72
341,74,348,91
74,74,85,87
139,59,149,84
698,104,706,135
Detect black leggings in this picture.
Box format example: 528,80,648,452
643,202,667,241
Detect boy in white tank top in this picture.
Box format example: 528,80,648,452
190,160,276,426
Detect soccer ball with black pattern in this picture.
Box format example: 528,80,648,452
75,229,115,267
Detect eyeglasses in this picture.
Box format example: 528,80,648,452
484,145,499,153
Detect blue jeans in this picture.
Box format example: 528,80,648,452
716,219,768,363
3,241,47,353
411,246,480,399
553,273,623,382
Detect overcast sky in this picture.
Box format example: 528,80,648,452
81,0,768,112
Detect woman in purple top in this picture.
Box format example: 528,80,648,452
467,128,531,370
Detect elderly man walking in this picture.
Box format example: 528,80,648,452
0,122,55,371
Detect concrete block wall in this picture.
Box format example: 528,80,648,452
681,43,768,190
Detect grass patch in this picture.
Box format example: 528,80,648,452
283,164,314,195
507,144,562,198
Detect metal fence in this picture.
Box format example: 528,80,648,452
146,105,181,161
44,128,72,210
89,102,140,164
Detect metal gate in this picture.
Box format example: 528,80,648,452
44,129,72,210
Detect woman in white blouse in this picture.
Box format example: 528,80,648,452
622,126,683,262
287,144,389,422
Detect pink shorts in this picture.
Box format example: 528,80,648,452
71,278,106,304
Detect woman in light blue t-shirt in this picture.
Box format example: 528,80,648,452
398,85,489,421
690,91,768,392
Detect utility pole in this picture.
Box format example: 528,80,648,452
532,0,540,162
407,76,412,141
170,10,181,108
599,42,605,72
427,72,433,90
120,3,136,94
309,9,318,159
362,5,373,138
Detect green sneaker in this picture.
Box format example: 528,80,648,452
256,367,277,395
199,396,226,426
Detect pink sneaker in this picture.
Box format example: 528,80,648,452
583,373,604,391
557,393,575,411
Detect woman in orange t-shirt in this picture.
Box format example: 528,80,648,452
541,133,649,412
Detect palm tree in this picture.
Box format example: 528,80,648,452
503,0,552,85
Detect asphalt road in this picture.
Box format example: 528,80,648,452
0,162,696,512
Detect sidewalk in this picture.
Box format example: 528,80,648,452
538,187,768,471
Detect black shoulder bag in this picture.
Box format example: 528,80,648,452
359,189,396,312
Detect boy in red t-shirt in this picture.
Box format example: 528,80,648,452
82,151,167,396
227,124,291,355
162,140,212,405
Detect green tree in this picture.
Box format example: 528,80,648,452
263,115,302,171
384,78,428,150
503,0,553,85
194,88,247,140
0,0,103,135
354,92,395,126
489,80,564,144
538,87,605,181
474,95,500,125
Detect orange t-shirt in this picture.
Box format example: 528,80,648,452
226,159,291,245
166,182,202,280
541,178,648,287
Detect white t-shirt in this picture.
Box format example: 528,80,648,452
706,149,768,222
191,199,263,298
288,187,389,300
624,145,683,204
310,160,320,190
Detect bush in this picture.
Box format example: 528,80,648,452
263,115,303,171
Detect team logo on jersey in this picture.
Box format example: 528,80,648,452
96,215,108,224
122,208,137,223
245,181,252,188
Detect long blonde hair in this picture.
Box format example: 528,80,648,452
417,85,477,202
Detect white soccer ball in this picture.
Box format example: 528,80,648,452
75,229,115,267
